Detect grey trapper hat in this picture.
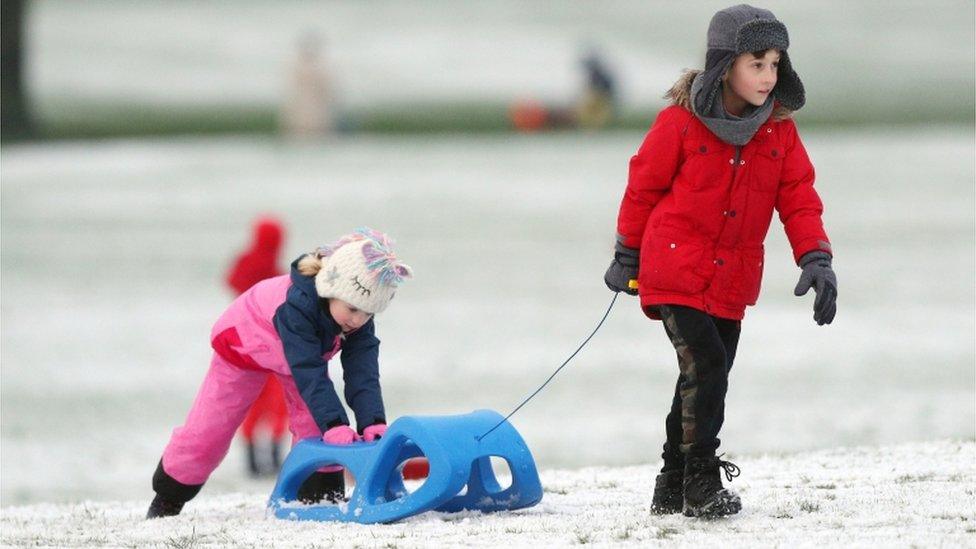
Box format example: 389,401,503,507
693,4,805,115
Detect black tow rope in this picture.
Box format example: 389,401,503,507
476,292,620,441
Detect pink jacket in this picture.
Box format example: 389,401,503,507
210,274,340,376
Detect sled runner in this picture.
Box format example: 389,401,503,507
268,409,543,523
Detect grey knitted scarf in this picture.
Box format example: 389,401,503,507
691,70,773,146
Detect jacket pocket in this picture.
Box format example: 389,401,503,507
749,145,784,193
642,229,715,295
680,140,725,191
730,246,765,305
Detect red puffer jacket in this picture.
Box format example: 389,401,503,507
616,105,831,321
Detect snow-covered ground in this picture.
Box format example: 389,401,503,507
1,440,973,547
2,127,973,515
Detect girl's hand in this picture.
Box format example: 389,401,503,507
362,423,387,442
322,425,360,445
604,241,640,296
794,251,837,326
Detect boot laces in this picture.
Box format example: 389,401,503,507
716,454,740,482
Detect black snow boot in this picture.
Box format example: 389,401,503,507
297,470,345,504
146,494,185,519
147,460,202,519
651,469,685,514
682,455,741,518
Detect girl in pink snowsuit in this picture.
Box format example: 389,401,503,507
147,228,412,518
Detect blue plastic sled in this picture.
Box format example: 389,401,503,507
267,409,543,524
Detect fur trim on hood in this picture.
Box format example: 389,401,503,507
665,69,793,121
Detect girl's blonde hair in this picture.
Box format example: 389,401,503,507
296,253,323,276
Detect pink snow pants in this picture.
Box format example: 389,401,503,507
161,353,323,486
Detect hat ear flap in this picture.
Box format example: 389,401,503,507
773,51,805,111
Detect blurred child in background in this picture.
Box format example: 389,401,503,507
604,4,836,518
226,216,288,477
148,228,412,518
280,32,334,138
575,49,617,129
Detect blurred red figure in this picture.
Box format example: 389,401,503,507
227,217,286,295
227,216,290,477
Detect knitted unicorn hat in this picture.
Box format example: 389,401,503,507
313,227,413,314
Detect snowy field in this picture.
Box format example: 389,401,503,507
2,125,973,510
1,440,973,546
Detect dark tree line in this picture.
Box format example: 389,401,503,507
2,0,33,141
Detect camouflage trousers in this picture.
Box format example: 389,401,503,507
654,304,741,471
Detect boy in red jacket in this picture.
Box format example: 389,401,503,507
227,216,289,477
605,4,836,518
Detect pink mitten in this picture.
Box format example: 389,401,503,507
362,423,387,442
322,425,359,445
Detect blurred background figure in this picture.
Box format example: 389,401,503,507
279,32,334,138
226,216,289,477
575,49,617,130
226,216,286,296
510,46,618,132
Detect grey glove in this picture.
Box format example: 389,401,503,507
604,241,639,295
794,251,837,326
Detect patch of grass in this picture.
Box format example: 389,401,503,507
799,500,821,513
895,473,936,484
814,483,837,490
164,526,205,549
544,486,570,495
655,526,681,540
932,512,970,521
14,92,973,144
37,101,279,141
